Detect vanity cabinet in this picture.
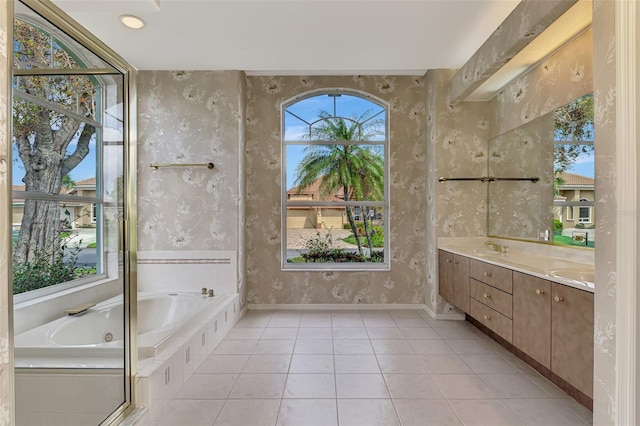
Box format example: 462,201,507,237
513,272,551,368
438,250,470,311
551,283,594,398
468,260,513,343
512,271,594,398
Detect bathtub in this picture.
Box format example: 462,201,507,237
14,291,230,368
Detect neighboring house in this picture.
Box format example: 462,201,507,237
286,177,347,229
554,172,595,229
12,177,97,230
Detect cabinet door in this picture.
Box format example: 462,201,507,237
512,272,551,368
452,254,470,312
438,250,454,304
551,283,594,398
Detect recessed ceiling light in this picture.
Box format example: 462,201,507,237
120,15,146,30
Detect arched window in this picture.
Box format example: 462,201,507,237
282,90,389,270
12,14,128,298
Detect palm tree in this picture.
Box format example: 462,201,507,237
294,110,384,257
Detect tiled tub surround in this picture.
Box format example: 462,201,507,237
438,237,594,409
142,308,592,426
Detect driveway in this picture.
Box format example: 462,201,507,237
287,228,357,250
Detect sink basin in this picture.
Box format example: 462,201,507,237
547,268,595,283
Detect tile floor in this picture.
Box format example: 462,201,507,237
152,309,593,426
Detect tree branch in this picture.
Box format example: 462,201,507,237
61,123,94,176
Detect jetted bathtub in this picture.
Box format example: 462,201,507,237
14,292,228,368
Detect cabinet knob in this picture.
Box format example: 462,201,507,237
484,315,491,320
483,272,492,277
554,295,564,303
483,293,490,299
454,260,459,264
535,288,544,295
446,259,452,263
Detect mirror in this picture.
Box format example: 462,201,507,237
488,93,594,248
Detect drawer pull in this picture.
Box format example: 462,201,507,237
554,295,564,303
535,288,545,295
483,272,492,277
483,293,490,299
454,260,459,265
483,315,491,320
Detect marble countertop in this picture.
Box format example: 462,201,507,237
438,237,595,293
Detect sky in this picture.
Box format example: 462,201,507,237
284,94,386,190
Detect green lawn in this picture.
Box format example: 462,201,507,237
553,234,595,248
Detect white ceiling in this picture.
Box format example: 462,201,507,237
51,0,521,74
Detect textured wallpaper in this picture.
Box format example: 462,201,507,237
245,76,426,305
592,0,616,423
137,71,246,300
426,69,491,315
0,1,12,424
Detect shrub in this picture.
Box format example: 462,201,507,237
575,222,585,229
553,219,563,235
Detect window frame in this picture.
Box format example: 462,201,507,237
280,88,390,271
10,16,123,300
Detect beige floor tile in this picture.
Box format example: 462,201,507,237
333,327,369,339
384,374,443,399
253,339,296,355
196,355,249,374
267,317,301,328
296,327,333,339
154,399,225,426
371,339,414,355
362,318,397,328
293,339,334,354
449,399,524,426
408,339,455,354
299,317,332,327
522,374,570,399
235,317,271,328
459,354,521,374
393,399,462,426
228,374,287,399
225,328,265,340
243,354,291,374
333,339,374,355
401,327,441,340
365,327,405,339
446,339,500,355
337,399,400,426
283,374,336,398
213,340,258,355
260,328,299,340
214,399,280,426
393,317,431,328
376,355,426,374
418,354,473,374
174,374,238,399
555,398,593,425
332,318,365,327
276,399,338,426
334,354,381,374
432,374,497,399
336,374,389,398
503,398,586,426
433,327,480,340
479,373,553,399
289,354,334,373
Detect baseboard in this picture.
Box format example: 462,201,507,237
248,303,426,311
422,304,465,320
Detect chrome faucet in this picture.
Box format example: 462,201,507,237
485,241,502,252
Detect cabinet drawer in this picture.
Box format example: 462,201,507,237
470,278,513,318
470,298,512,343
470,259,513,294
